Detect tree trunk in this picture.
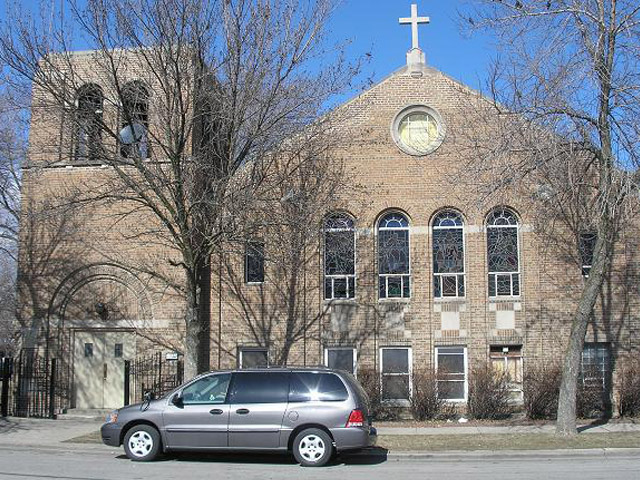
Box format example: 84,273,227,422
183,259,211,380
556,233,609,435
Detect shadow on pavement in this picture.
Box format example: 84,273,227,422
577,418,611,433
115,447,389,466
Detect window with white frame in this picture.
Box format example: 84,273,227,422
487,208,520,297
244,242,264,284
490,345,523,402
238,347,268,369
578,232,597,277
378,212,411,299
581,343,611,391
380,347,411,402
433,210,465,298
324,214,356,300
436,346,467,401
324,347,357,375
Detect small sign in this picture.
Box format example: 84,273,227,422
165,352,179,361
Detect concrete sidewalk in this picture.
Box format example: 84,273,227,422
2,416,640,456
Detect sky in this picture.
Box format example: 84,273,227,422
332,1,495,92
1,1,496,93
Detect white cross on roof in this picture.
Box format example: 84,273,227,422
399,4,430,51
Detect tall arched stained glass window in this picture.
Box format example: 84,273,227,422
324,213,356,300
377,212,410,299
486,208,520,297
433,210,465,298
74,84,103,161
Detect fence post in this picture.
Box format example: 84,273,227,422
48,359,56,419
124,360,130,406
1,358,11,417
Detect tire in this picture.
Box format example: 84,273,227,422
292,428,334,467
123,424,161,462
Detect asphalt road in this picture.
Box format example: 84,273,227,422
0,446,638,480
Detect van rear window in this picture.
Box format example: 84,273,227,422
289,372,348,402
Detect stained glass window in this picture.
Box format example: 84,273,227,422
433,210,465,298
378,212,410,299
324,214,356,300
487,208,520,297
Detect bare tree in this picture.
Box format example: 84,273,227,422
219,140,366,367
463,0,640,435
0,0,360,378
0,79,25,355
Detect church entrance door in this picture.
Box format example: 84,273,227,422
74,330,135,409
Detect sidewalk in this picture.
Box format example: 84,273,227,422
1,416,640,459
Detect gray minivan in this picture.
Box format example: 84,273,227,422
101,367,376,466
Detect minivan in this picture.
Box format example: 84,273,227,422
101,367,377,466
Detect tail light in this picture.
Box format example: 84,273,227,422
346,409,365,428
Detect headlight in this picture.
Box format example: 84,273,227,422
105,410,118,424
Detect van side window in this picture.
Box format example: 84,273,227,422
229,372,289,404
289,373,349,402
182,373,231,405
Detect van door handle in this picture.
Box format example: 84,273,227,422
209,409,224,415
235,408,250,415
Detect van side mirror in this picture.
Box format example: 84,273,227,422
171,392,184,408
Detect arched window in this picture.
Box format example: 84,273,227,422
433,210,465,298
119,81,150,158
74,84,103,161
324,213,355,300
486,208,520,297
377,212,410,299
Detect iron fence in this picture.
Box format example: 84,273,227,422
127,352,183,404
0,351,64,418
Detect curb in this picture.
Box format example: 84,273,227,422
351,447,640,460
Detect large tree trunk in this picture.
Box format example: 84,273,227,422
183,259,211,380
556,233,609,435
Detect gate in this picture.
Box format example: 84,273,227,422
126,352,183,404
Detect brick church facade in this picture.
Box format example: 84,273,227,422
18,14,640,413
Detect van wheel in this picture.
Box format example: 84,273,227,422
292,428,333,467
123,424,161,462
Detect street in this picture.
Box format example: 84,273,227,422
0,445,638,480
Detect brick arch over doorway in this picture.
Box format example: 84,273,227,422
46,263,155,410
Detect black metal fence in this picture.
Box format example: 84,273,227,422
1,352,63,418
126,352,183,404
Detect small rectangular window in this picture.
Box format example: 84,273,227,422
84,343,93,358
380,348,411,402
238,348,268,369
245,242,265,284
325,348,356,375
436,346,467,401
114,343,123,358
579,233,597,277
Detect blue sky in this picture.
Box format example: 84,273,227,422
333,1,495,92
2,1,496,92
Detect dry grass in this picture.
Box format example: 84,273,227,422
379,432,640,451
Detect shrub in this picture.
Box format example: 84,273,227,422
618,358,640,417
467,362,512,420
357,368,399,421
410,368,443,420
523,363,561,419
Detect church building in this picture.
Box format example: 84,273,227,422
18,4,638,414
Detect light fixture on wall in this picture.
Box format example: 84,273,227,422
95,302,109,320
